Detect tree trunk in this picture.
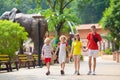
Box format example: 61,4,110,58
55,21,65,38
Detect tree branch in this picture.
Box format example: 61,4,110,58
47,0,54,11
59,0,64,14
53,0,57,12
63,0,73,10
47,0,57,12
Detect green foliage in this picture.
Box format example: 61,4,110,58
0,0,110,37
46,0,79,35
28,0,79,36
0,0,110,25
104,48,112,55
100,0,120,50
0,20,28,57
101,33,113,41
40,8,78,33
0,0,34,15
76,0,110,24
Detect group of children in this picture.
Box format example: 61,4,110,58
41,34,82,76
41,25,102,76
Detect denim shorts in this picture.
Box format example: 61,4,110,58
88,49,99,58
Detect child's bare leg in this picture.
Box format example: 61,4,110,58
46,62,50,75
62,62,65,70
60,62,65,75
46,62,50,71
77,56,80,75
74,56,77,72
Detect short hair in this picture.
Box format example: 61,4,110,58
44,37,51,43
91,25,96,28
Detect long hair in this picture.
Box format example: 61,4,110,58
74,33,80,41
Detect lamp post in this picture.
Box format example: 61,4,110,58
32,15,44,67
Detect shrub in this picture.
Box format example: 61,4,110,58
0,20,28,58
104,48,112,55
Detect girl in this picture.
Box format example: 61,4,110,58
55,35,69,75
71,33,82,75
41,37,54,75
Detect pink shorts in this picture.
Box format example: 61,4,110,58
44,58,51,63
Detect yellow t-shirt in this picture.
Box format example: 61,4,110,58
72,41,82,55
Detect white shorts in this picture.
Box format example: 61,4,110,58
88,49,99,58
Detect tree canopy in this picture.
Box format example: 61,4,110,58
0,20,28,57
100,0,120,50
76,0,110,24
0,0,34,15
43,0,79,36
28,0,80,37
0,0,110,37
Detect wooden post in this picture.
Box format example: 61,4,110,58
112,51,116,61
119,52,120,63
116,51,119,62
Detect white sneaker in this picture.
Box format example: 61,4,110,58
92,72,96,75
87,71,92,75
74,71,77,75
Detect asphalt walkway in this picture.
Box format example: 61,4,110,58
0,56,120,80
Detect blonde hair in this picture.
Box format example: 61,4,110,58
44,37,51,43
59,35,67,41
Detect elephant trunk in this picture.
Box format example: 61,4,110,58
0,16,2,20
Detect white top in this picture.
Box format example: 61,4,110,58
59,43,67,55
42,44,52,58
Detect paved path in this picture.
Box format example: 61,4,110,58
0,56,120,80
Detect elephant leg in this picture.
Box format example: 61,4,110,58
32,33,39,54
32,39,43,54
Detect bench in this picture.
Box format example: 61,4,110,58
17,54,35,69
32,54,38,66
10,56,19,71
0,54,19,72
0,54,11,72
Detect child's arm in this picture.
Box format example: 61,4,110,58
51,50,54,55
69,45,73,58
66,43,69,54
50,44,54,55
66,46,69,54
51,48,55,55
55,46,59,55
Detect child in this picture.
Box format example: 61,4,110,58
55,35,69,75
41,37,54,75
71,33,82,75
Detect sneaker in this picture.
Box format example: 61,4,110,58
61,70,64,75
87,71,92,75
92,72,96,75
46,71,50,75
77,72,80,75
74,71,77,75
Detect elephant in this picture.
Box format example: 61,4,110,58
0,8,48,54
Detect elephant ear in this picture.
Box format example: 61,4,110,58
9,8,21,21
